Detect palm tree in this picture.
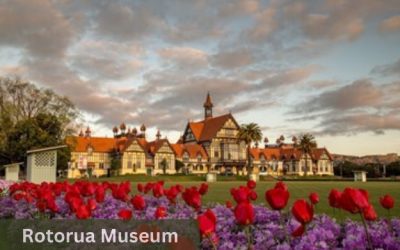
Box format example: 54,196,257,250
238,123,262,175
297,133,317,176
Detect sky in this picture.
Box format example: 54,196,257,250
0,0,399,156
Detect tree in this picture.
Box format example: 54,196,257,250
238,123,262,175
175,159,184,173
386,161,400,176
297,134,317,176
110,149,121,176
0,77,78,166
160,158,168,175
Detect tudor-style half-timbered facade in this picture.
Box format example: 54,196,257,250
119,138,147,175
182,94,247,174
66,93,334,178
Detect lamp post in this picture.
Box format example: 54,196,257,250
383,164,386,178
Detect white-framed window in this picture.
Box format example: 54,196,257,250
183,152,189,161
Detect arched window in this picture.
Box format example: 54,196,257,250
183,152,189,161
260,155,266,163
197,154,202,162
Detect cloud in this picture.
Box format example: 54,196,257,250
211,49,254,69
246,7,278,41
379,15,400,32
257,65,318,89
94,2,162,41
371,58,400,77
0,0,74,58
1,0,400,139
307,80,337,89
298,79,383,112
218,0,259,18
289,79,400,135
314,113,400,135
158,47,208,66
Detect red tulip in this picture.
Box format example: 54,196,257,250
13,192,26,201
363,204,377,221
231,186,252,204
328,189,342,208
176,184,184,193
131,195,146,210
226,201,233,209
152,183,164,198
81,182,96,196
380,195,395,210
274,181,288,191
292,224,305,237
199,183,209,195
102,181,110,190
155,206,167,219
197,209,216,236
309,192,319,205
247,180,256,189
95,186,105,203
339,188,369,214
144,182,154,194
137,183,144,193
234,202,255,225
165,186,179,204
36,200,47,212
249,191,257,201
69,197,83,212
265,187,290,210
76,204,91,219
87,198,97,211
182,187,201,209
292,199,314,224
118,209,132,220
112,182,131,201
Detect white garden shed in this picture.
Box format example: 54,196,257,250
26,145,66,184
1,162,23,181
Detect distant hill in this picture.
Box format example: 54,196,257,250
333,153,399,165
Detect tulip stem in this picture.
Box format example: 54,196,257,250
206,234,217,250
279,210,289,243
360,213,373,250
245,225,253,249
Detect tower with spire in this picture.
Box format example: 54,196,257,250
203,92,213,119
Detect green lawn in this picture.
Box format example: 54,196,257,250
63,176,400,220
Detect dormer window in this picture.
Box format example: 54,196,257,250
183,152,189,161
197,154,202,162
87,146,93,156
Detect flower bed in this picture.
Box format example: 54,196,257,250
0,180,399,249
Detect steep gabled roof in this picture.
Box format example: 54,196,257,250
250,147,282,161
188,122,204,141
172,143,208,159
250,145,333,162
186,113,239,142
250,148,262,161
146,139,174,155
119,137,148,153
66,136,116,153
280,148,303,160
311,148,333,161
